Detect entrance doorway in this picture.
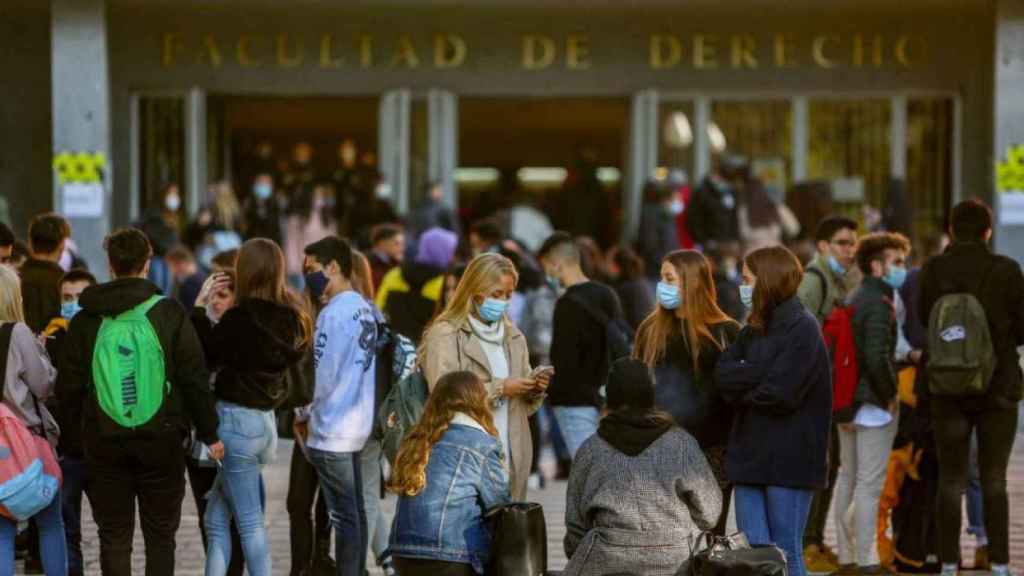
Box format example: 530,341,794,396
457,97,629,248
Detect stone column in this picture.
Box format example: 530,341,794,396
51,0,112,276
995,0,1024,264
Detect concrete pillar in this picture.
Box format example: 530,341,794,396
792,97,809,185
51,0,111,276
624,90,658,243
185,87,207,218
428,90,459,212
890,95,908,180
379,90,411,215
995,0,1024,264
694,96,712,183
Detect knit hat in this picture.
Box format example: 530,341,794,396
605,357,655,412
415,227,459,270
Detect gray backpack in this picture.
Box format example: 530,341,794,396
926,263,996,396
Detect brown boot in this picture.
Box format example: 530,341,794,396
805,544,841,573
974,546,991,571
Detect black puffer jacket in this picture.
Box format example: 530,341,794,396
193,298,308,411
846,276,898,422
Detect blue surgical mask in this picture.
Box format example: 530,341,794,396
253,183,273,200
884,265,907,289
739,284,755,309
827,255,846,276
478,297,508,323
545,274,561,291
305,271,330,302
656,282,681,310
60,300,82,321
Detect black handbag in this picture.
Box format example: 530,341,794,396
688,532,788,576
485,502,547,576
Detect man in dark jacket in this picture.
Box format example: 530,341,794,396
919,200,1024,576
20,212,70,333
688,155,742,249
835,232,908,574
57,228,223,576
540,232,624,458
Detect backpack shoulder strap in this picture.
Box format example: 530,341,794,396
114,294,163,321
805,267,829,318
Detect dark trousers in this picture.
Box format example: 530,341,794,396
932,397,1018,565
60,456,89,576
85,433,187,576
186,457,245,576
394,557,477,576
804,423,840,547
287,442,331,575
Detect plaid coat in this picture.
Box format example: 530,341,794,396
563,428,722,576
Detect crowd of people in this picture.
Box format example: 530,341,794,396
0,166,1020,576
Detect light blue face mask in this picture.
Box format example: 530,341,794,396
739,284,755,309
827,255,847,276
253,182,273,200
478,297,508,323
884,265,907,289
656,281,681,310
60,300,83,321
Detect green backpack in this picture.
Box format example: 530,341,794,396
91,295,170,429
926,270,996,396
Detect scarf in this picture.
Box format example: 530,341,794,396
597,409,673,457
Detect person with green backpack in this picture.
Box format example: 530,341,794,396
919,199,1024,576
56,228,223,576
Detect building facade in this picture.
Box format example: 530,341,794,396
3,0,1023,271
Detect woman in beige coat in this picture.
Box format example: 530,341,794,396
421,253,548,500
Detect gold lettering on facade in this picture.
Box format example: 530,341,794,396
567,35,591,70
198,35,223,68
812,35,839,69
693,35,719,69
523,35,556,70
237,36,262,67
730,35,757,69
320,34,343,68
275,34,303,67
773,34,796,67
434,34,466,68
895,35,924,68
162,33,185,68
392,35,420,68
358,35,373,68
853,34,884,68
650,35,682,69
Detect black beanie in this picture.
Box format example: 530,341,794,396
606,357,655,411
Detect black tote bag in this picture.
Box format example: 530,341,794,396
485,502,547,576
687,532,788,576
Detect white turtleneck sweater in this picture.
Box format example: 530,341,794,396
468,315,511,465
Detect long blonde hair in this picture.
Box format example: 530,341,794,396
634,250,737,371
0,266,25,324
388,371,498,497
431,253,518,331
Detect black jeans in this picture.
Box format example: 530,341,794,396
932,397,1018,565
804,423,840,547
287,441,331,575
85,433,187,576
186,457,245,576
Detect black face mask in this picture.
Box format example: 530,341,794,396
305,271,329,301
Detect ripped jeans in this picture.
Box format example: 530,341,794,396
308,448,367,576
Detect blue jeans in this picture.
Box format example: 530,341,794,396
361,438,391,562
309,448,367,576
551,406,600,459
0,490,66,575
966,431,987,542
734,485,814,576
61,457,89,576
204,402,277,576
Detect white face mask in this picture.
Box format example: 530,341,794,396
165,194,182,212
375,183,392,200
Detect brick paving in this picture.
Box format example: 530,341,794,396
18,419,1024,575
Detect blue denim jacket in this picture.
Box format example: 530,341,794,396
389,422,511,573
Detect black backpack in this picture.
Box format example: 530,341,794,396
566,292,634,393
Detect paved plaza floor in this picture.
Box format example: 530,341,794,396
41,418,1024,575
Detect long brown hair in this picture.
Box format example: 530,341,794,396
235,238,313,345
634,250,738,371
350,249,375,301
388,371,498,497
744,245,803,331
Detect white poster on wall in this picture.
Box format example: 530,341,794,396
62,182,104,218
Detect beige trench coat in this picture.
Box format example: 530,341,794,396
422,318,543,500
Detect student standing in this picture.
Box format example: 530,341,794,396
715,246,832,576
